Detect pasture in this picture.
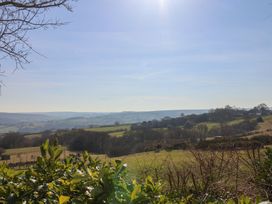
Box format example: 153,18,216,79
85,124,131,137
258,115,272,130
0,144,191,176
0,146,76,164
1,115,272,176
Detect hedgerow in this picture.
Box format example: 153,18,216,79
0,140,170,203
0,141,269,203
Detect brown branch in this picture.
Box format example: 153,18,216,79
0,0,75,73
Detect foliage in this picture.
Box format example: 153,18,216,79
0,132,42,149
132,104,269,132
0,140,168,203
254,148,272,200
1,104,271,158
0,141,270,203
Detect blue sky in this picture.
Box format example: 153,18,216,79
1,0,272,112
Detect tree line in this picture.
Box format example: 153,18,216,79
0,104,271,157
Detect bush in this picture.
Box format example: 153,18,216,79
254,148,272,200
0,141,269,203
0,140,169,203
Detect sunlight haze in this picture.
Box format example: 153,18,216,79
0,0,272,112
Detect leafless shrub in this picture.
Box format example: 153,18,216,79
240,146,272,200
164,150,244,201
135,148,268,201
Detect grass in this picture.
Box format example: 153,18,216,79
2,144,271,181
85,124,130,133
200,118,251,131
258,115,272,130
1,145,191,178
228,118,245,125
109,131,126,137
2,116,272,173
241,115,272,138
90,150,193,178
84,124,131,137
1,147,42,164
1,146,74,164
199,122,219,130
4,147,41,155
24,133,42,139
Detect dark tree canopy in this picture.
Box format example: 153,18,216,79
0,0,75,76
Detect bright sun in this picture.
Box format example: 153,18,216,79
159,0,165,9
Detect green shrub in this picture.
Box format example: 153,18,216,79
0,141,268,203
0,140,167,203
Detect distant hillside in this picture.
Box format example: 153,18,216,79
0,110,207,133
40,112,109,119
0,112,109,125
0,113,53,125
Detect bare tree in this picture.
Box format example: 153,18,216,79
0,0,75,73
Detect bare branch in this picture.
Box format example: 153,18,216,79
0,0,75,74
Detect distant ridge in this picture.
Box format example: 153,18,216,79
0,109,208,133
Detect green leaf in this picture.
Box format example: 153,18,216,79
226,199,235,204
131,180,141,201
59,195,70,204
40,139,49,158
54,148,63,160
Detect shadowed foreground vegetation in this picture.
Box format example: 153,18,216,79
0,141,272,203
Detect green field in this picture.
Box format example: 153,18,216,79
109,131,126,137
85,124,131,137
24,133,42,139
85,124,130,132
200,122,220,130
228,118,245,125
117,150,191,176
2,145,191,178
200,118,258,131
2,115,272,172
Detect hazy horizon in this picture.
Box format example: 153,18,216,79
0,104,269,114
1,108,209,114
1,0,272,112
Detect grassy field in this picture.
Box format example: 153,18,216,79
242,116,272,138
115,150,192,177
2,143,272,181
200,122,219,130
1,144,191,178
84,124,131,137
258,115,272,130
24,133,42,139
1,146,74,164
228,118,245,125
85,124,130,132
109,131,126,137
2,116,272,173
4,146,41,155
199,118,246,131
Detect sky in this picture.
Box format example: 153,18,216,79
1,0,272,112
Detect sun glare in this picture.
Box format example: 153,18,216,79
158,0,166,14
159,0,165,10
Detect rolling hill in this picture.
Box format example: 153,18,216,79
0,110,207,133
